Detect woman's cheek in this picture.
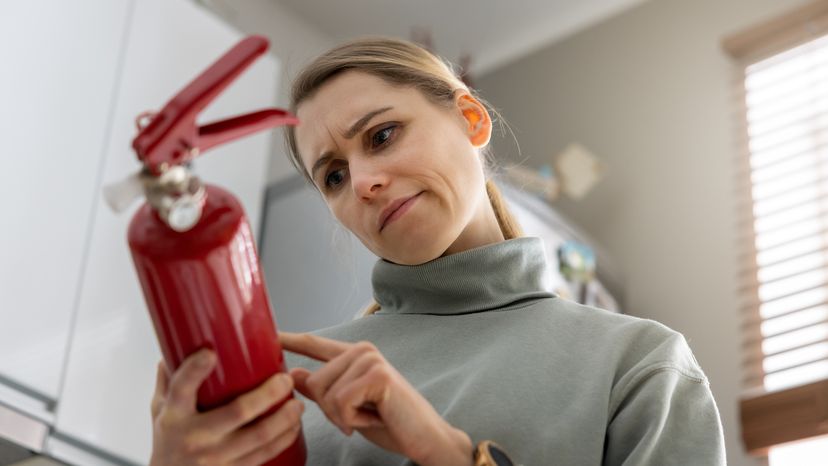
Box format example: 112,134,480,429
340,206,369,240
331,204,352,230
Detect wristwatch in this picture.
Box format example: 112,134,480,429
473,440,515,466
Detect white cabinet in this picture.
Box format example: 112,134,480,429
0,0,279,464
0,0,132,404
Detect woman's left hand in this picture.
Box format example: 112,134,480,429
279,331,473,466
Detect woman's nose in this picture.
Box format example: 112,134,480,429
350,162,389,201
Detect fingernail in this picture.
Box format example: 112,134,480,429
275,372,291,388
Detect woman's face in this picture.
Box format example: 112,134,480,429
294,70,502,265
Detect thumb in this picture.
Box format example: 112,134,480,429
289,367,315,401
151,360,169,419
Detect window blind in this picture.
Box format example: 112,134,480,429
725,0,828,456
737,31,828,395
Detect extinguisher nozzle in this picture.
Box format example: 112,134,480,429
102,171,144,213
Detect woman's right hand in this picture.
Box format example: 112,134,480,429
148,349,305,466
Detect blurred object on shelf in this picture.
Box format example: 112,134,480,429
558,240,597,305
504,142,607,202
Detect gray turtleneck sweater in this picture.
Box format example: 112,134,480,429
284,237,726,465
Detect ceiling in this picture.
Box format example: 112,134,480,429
272,0,648,75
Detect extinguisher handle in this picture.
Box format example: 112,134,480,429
198,109,298,153
131,35,299,174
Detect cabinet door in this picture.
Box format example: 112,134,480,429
0,0,132,403
47,0,279,464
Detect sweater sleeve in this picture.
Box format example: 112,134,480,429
603,333,726,465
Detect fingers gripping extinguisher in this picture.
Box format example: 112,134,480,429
103,36,305,465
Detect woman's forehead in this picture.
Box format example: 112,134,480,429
295,73,415,158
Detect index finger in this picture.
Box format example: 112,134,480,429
278,331,352,362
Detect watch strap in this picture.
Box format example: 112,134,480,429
473,440,515,466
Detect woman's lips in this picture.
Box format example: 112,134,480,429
380,192,422,232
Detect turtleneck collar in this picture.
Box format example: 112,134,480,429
371,237,557,316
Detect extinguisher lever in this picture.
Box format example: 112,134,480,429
131,35,299,174
198,109,298,154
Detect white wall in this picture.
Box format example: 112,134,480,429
476,1,813,465
195,0,335,184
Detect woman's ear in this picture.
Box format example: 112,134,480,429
456,93,492,148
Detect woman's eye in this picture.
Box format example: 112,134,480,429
321,125,397,192
324,168,346,190
371,125,396,148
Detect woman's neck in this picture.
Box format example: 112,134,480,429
441,200,505,257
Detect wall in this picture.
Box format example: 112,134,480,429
476,1,813,465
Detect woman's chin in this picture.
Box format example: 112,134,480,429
380,234,452,265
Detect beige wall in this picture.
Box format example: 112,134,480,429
477,0,812,465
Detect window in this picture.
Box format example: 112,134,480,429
724,1,828,463
769,436,828,466
740,32,828,394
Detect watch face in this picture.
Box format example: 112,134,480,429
488,444,514,466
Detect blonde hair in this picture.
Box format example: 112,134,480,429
283,36,523,317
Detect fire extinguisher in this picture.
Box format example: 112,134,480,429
103,36,305,465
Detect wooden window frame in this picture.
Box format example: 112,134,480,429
723,0,828,456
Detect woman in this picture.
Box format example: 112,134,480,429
149,37,726,466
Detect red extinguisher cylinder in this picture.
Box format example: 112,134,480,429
128,184,306,465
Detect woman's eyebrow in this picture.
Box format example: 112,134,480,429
311,106,394,179
342,106,393,139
